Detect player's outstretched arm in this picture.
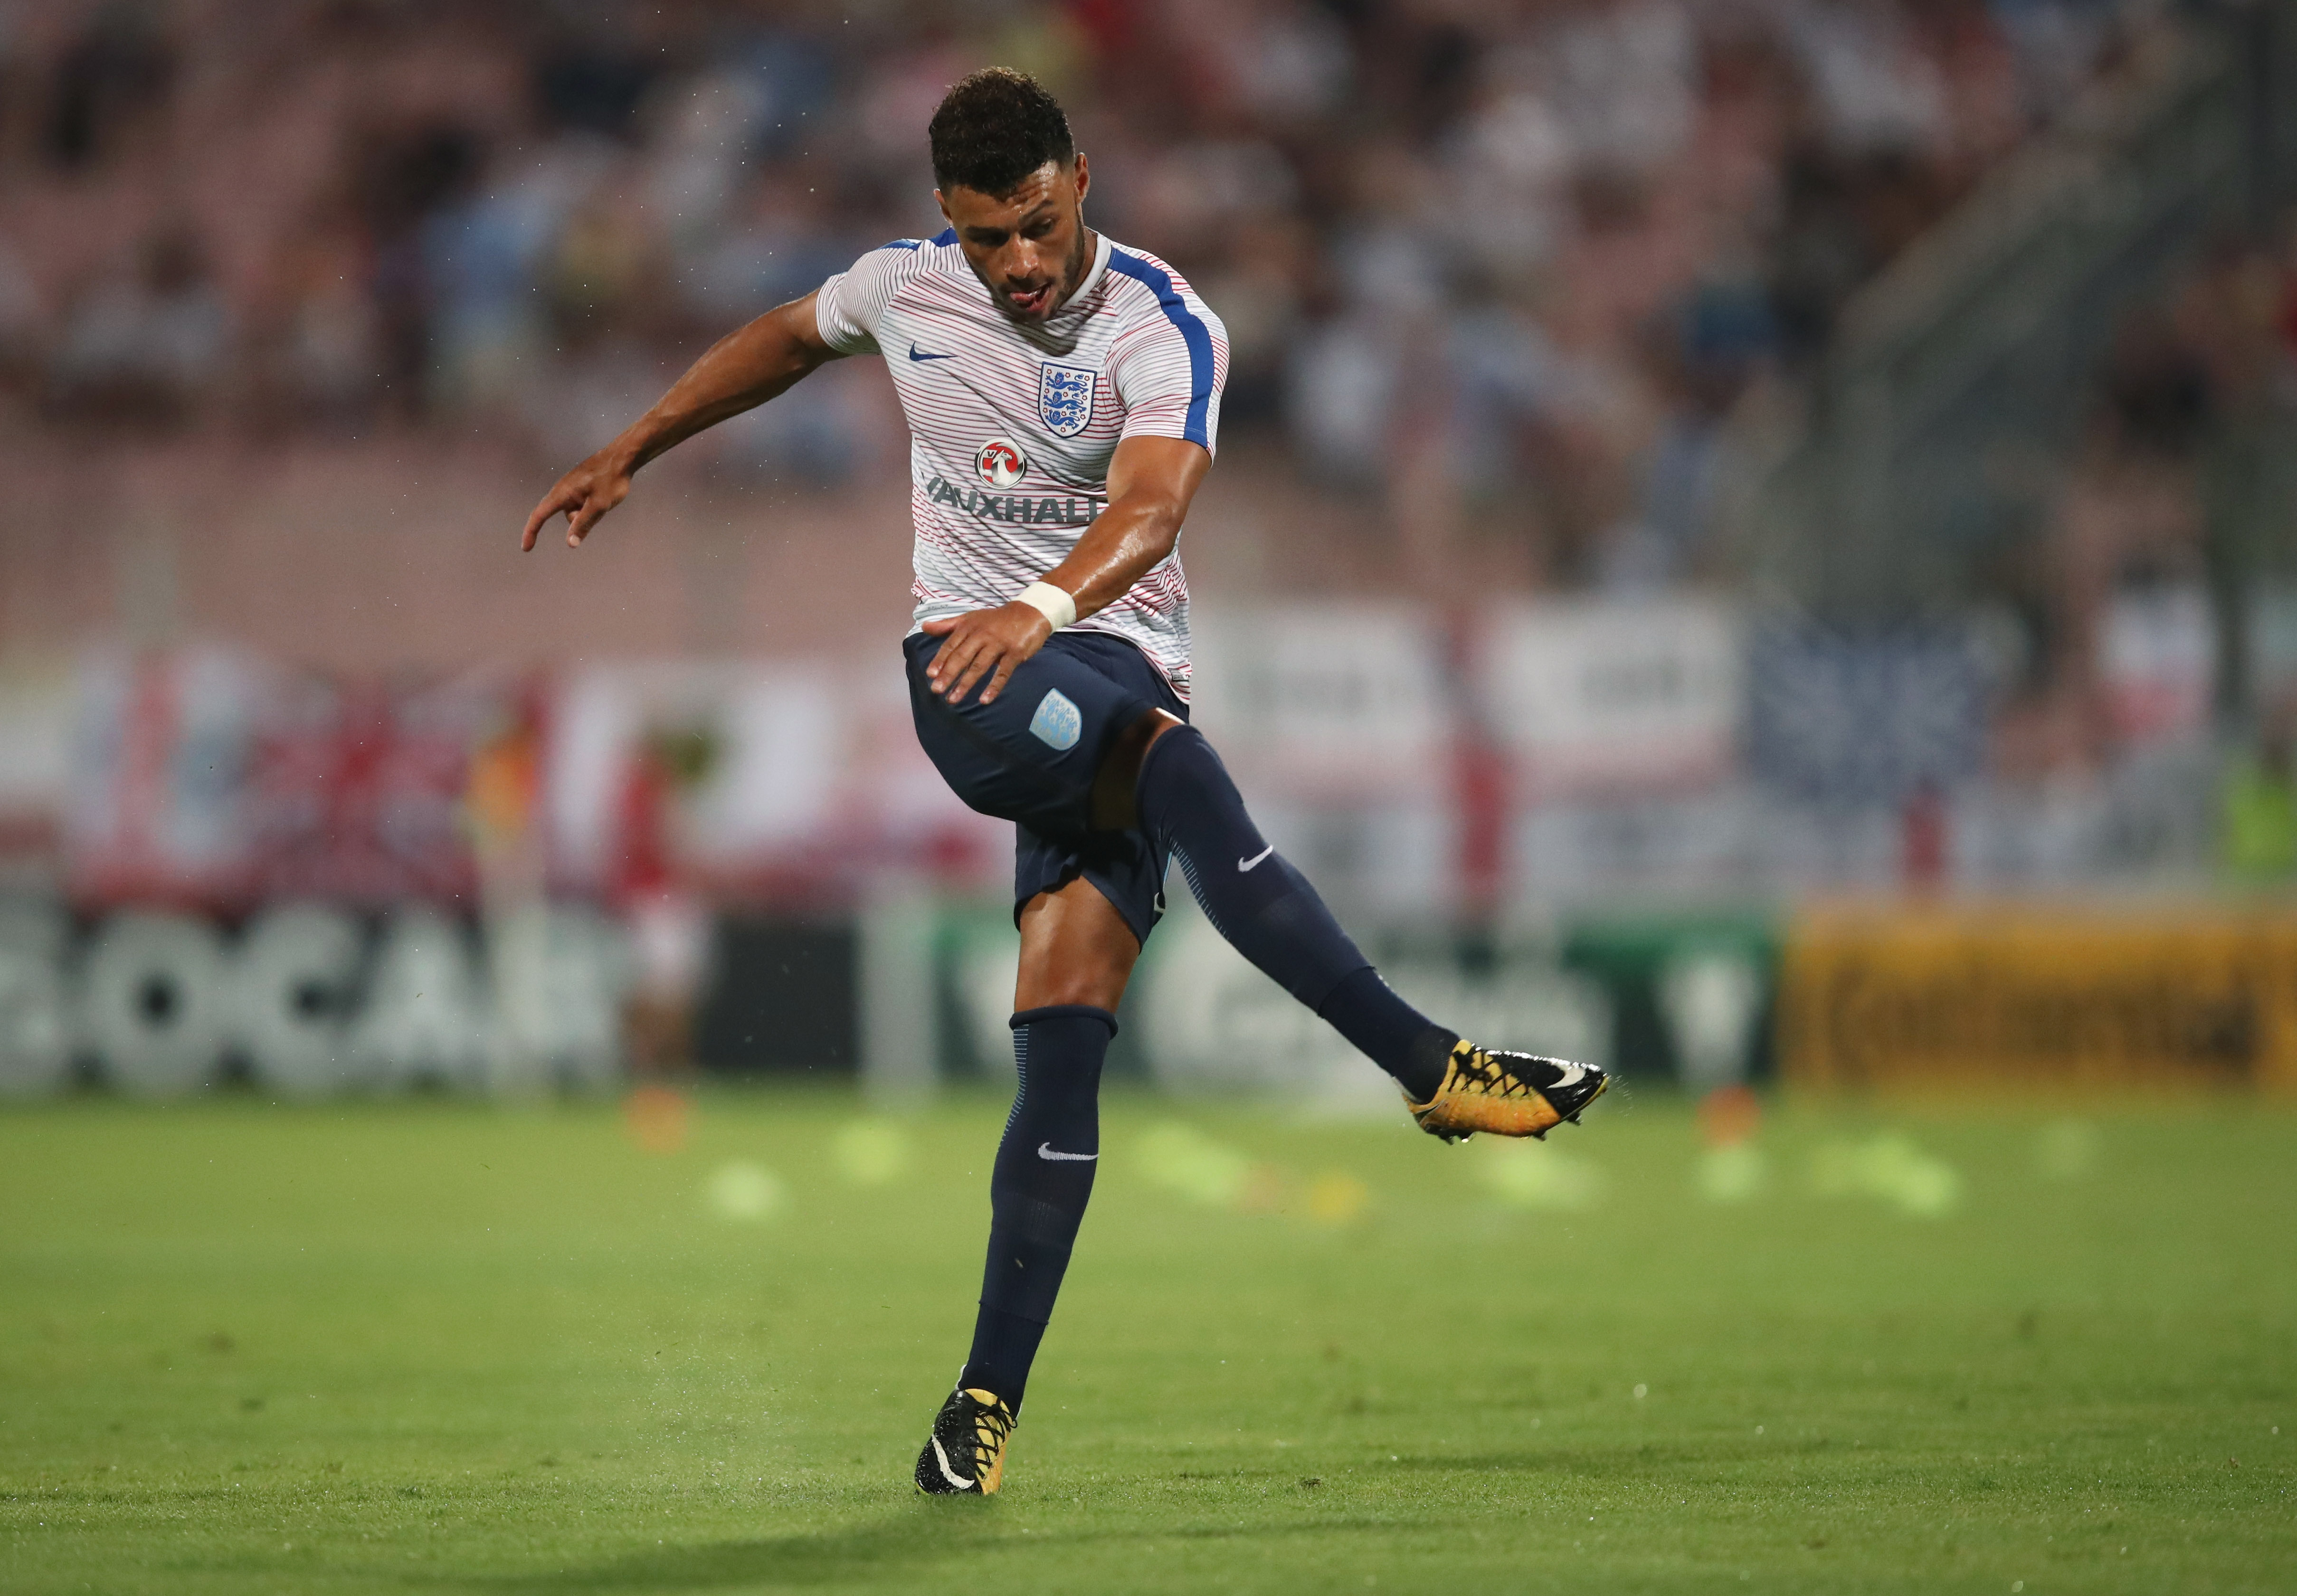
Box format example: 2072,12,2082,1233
520,292,841,551
923,434,1211,706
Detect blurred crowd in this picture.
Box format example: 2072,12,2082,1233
1961,216,2297,874
0,0,2176,592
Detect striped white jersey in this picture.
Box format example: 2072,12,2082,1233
813,228,1226,700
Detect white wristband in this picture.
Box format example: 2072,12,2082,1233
1016,581,1076,631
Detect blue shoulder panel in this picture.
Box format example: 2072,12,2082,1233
1104,249,1214,448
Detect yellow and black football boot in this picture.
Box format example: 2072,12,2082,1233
1407,1040,1608,1144
914,1387,1016,1495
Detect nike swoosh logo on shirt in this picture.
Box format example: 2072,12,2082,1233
908,343,954,361
1037,1143,1098,1162
1237,844,1275,872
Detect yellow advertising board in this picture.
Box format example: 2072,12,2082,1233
1780,902,2297,1094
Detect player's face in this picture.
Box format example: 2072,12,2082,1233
938,155,1093,323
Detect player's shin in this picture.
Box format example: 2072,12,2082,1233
1136,726,1455,1101
959,1004,1112,1414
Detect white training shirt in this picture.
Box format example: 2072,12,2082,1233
813,228,1227,701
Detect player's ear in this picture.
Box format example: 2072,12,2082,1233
934,188,952,228
1071,152,1090,205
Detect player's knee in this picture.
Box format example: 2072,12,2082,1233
1017,965,1127,1009
1139,720,1226,787
1091,709,1188,831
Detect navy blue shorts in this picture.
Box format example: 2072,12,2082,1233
904,629,1188,945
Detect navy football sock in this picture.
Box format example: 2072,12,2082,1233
1136,726,1453,1100
959,1004,1112,1413
1317,966,1457,1102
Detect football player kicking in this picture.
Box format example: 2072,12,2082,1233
521,67,1605,1498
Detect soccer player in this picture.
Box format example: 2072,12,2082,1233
521,67,1606,1498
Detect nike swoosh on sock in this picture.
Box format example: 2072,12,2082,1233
1036,1143,1099,1161
1237,843,1275,872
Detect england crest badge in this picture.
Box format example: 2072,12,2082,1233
1038,363,1096,438
1028,688,1083,750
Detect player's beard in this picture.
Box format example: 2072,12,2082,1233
999,221,1092,323
1054,222,1091,305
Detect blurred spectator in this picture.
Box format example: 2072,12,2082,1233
249,202,381,431
616,722,717,1078
46,228,228,427
1602,272,1778,590
678,166,852,327
43,0,174,171
0,242,44,389
2221,697,2297,881
356,121,488,418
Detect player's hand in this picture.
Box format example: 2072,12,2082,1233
521,445,636,551
921,602,1055,706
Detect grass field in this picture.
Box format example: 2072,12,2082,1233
1,1086,2290,1594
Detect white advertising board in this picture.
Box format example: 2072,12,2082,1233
1189,603,1454,801
0,902,630,1097
1479,598,1744,797
548,658,997,893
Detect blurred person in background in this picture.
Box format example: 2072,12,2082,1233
46,228,229,428
518,65,1607,1499
613,722,717,1082
0,243,45,395
2221,694,2297,882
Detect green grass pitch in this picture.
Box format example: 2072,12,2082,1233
2,1087,2290,1594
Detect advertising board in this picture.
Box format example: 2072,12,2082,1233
1780,902,2297,1093
1477,597,1743,798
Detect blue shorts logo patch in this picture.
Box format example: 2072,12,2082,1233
1029,688,1083,751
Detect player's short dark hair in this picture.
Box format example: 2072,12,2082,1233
929,68,1074,197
